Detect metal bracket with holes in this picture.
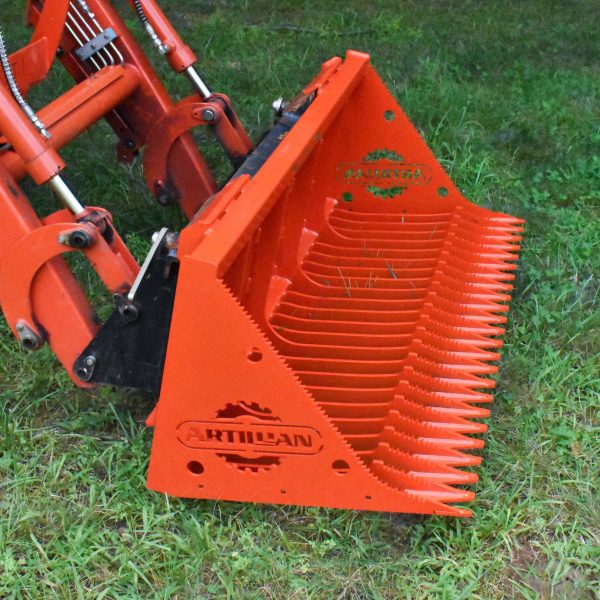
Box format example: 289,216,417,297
74,27,118,62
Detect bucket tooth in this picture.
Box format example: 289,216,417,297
148,50,522,515
384,411,486,450
371,460,476,503
371,443,478,481
388,396,488,435
379,425,482,467
416,330,503,360
391,385,492,419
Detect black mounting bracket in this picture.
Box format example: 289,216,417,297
73,230,179,395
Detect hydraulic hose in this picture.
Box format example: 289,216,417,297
132,0,168,54
0,28,50,139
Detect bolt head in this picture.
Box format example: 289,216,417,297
272,97,287,116
202,108,216,122
69,230,93,249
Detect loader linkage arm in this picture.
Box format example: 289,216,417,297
0,0,252,383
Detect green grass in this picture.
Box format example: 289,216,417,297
1,0,599,597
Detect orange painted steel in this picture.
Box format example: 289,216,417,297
0,217,137,340
0,162,96,380
0,81,64,184
143,94,252,204
25,0,246,217
60,0,215,217
0,0,249,380
1,65,140,181
2,0,70,95
148,52,523,516
0,1,523,516
125,0,197,72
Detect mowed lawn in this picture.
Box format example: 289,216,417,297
0,0,598,597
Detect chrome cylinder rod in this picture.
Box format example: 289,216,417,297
185,66,211,99
48,175,86,215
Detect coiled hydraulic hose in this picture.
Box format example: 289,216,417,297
132,0,168,54
130,0,211,97
0,27,51,139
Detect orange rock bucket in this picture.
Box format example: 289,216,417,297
147,51,523,516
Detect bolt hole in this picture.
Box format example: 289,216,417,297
121,305,139,322
437,186,449,197
69,232,91,248
365,495,372,500
21,338,36,351
75,367,88,379
384,110,396,121
187,460,204,475
281,489,287,494
247,348,263,362
332,459,350,474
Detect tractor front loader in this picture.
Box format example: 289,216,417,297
0,0,523,516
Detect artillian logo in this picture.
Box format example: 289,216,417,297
337,149,432,199
177,402,323,472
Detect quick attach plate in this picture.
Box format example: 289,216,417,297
73,230,178,394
